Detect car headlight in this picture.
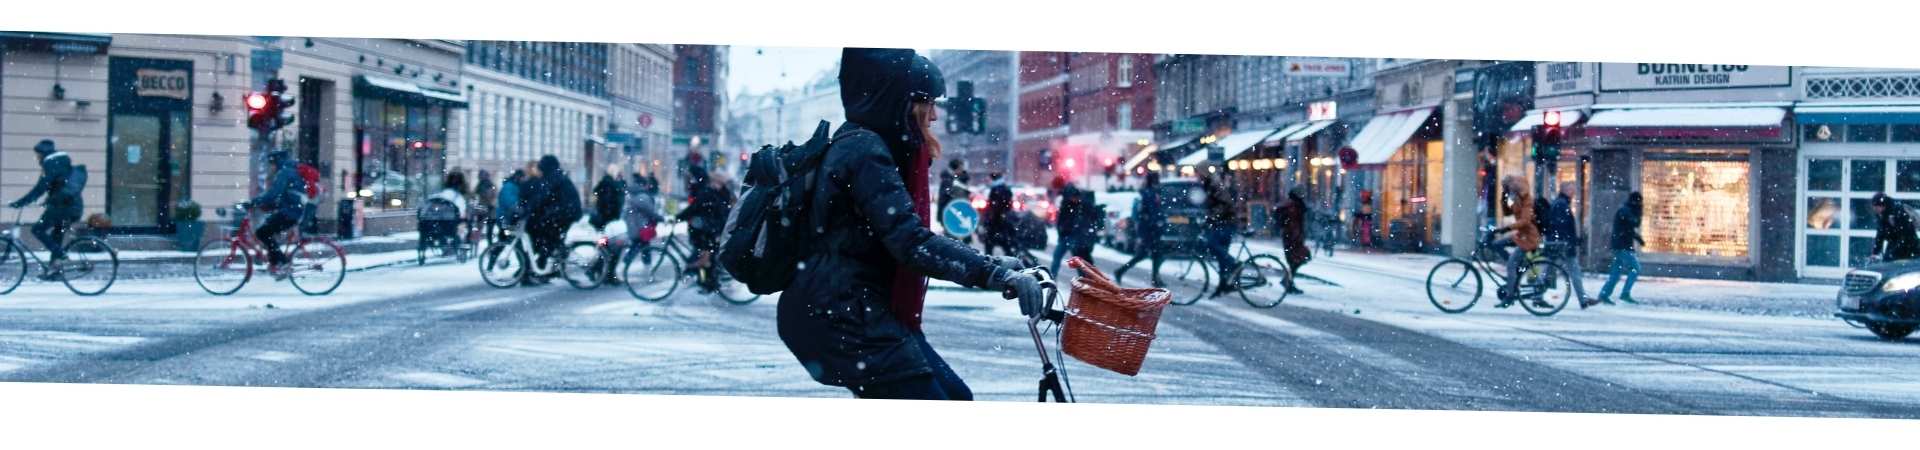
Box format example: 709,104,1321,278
1884,273,1920,293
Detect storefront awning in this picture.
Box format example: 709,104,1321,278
1585,107,1785,128
1508,110,1586,133
1282,120,1336,143
1177,129,1281,166
354,74,469,108
0,31,112,54
1795,105,1920,124
1349,108,1434,165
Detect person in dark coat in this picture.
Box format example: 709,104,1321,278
1873,192,1920,262
677,166,735,292
247,150,308,279
1114,171,1167,287
522,155,583,284
1049,182,1097,276
777,48,1043,401
473,170,498,238
1200,167,1241,295
1543,184,1595,308
1276,186,1311,294
982,172,1016,257
1597,192,1645,304
8,139,83,277
590,164,626,232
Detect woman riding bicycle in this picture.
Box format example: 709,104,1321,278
1489,176,1543,303
776,48,1044,401
249,150,308,280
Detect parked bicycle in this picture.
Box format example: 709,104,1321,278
621,222,760,305
1114,231,1292,308
0,208,118,296
1424,230,1573,317
476,223,603,290
194,202,346,296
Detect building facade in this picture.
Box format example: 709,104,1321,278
1791,68,1920,280
457,40,610,199
606,43,676,189
929,49,1017,182
672,44,728,189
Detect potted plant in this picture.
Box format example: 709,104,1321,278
173,199,203,252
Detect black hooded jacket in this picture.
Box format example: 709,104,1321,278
525,156,583,232
776,48,1001,388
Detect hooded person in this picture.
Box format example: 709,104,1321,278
522,155,583,283
9,139,83,275
1873,192,1920,262
247,150,308,279
1598,192,1646,304
775,48,1044,401
1277,186,1311,294
590,163,626,231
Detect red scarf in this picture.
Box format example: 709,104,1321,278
889,146,933,332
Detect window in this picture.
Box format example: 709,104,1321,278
1847,123,1888,142
1893,124,1920,142
1116,56,1133,88
1808,159,1842,191
1115,102,1132,131
1851,159,1885,192
1900,160,1920,192
1642,151,1750,259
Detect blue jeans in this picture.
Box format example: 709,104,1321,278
1597,249,1639,300
847,333,973,401
1050,238,1093,277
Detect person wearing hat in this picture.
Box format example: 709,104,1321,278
1872,192,1920,263
248,150,309,279
8,140,83,279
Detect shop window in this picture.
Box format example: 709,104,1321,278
1807,197,1841,230
1808,159,1843,191
1851,159,1885,192
1849,236,1879,267
1898,160,1920,192
1804,124,1839,143
1847,124,1888,142
1892,125,1920,142
1806,235,1841,267
1850,197,1880,231
1642,154,1750,259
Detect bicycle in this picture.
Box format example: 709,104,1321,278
476,222,604,290
1115,230,1293,308
1423,231,1573,317
0,208,118,296
621,222,760,305
194,203,346,296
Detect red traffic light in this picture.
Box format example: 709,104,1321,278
245,93,270,111
1543,110,1562,127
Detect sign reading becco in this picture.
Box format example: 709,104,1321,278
1600,63,1790,91
134,69,191,100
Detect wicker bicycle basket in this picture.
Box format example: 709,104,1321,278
1059,257,1171,376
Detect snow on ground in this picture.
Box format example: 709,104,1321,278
0,252,479,310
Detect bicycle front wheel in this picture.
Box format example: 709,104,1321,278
1233,254,1292,308
562,242,605,290
1517,261,1572,317
0,240,28,295
1156,257,1210,306
59,237,117,296
478,240,525,288
1426,259,1482,314
194,239,252,296
623,246,681,302
289,240,347,296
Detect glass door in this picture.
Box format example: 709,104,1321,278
108,114,164,228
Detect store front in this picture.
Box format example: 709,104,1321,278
1794,106,1920,279
349,75,467,234
106,56,194,233
1347,106,1443,251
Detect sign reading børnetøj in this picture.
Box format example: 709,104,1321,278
1599,63,1790,92
1535,62,1595,97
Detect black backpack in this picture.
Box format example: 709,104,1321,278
718,121,859,295
60,164,87,199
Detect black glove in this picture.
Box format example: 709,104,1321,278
988,255,1028,273
989,268,1046,317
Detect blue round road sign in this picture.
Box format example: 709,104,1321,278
941,200,979,237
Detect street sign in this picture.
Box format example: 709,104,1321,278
1284,58,1352,78
638,113,654,129
1172,118,1207,136
1309,101,1338,121
941,200,979,237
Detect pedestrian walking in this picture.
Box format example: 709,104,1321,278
1543,184,1596,308
1596,192,1644,304
1115,171,1167,287
1872,192,1920,263
1049,181,1096,277
1200,166,1241,296
983,172,1017,257
1276,186,1311,294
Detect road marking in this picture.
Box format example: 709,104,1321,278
432,298,520,312
248,351,302,363
389,371,487,388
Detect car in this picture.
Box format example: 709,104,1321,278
1094,190,1139,252
1836,258,1920,340
1011,186,1055,223
1145,178,1210,256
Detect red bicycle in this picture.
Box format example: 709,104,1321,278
192,202,347,296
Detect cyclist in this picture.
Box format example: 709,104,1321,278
493,168,527,243
622,161,665,268
590,163,626,232
1489,176,1544,305
1200,165,1242,296
776,48,1043,401
7,139,82,281
247,150,309,280
522,155,584,286
676,164,734,293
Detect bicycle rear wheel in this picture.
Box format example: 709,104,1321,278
623,246,681,302
1155,257,1210,306
713,267,762,305
193,239,252,296
1426,259,1482,314
1233,254,1292,308
478,240,525,288
562,242,605,290
289,240,346,296
59,237,117,296
0,240,27,295
1516,261,1572,317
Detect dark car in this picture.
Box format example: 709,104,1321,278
1835,258,1920,340
1149,179,1210,256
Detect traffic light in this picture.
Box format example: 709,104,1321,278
945,80,976,134
245,79,297,136
244,91,272,131
969,97,987,134
1531,110,1564,164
